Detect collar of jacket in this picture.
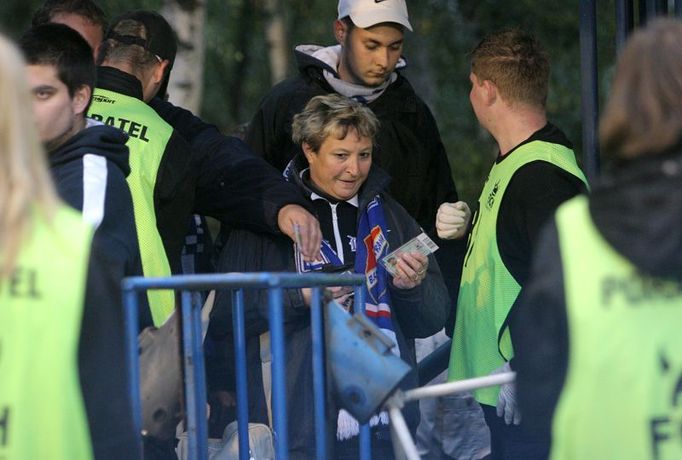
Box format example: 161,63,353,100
293,46,418,113
284,153,392,211
96,66,144,100
590,148,682,280
48,121,131,177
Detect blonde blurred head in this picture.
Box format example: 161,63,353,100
0,34,58,277
600,19,682,159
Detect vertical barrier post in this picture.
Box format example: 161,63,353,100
268,284,289,460
580,0,601,182
192,291,209,459
232,289,251,460
123,287,143,453
615,0,633,52
677,0,682,17
353,285,372,459
311,287,328,459
181,290,208,460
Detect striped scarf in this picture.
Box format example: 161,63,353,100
296,194,399,439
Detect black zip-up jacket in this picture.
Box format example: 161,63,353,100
95,67,312,274
244,45,466,309
512,149,682,440
208,156,450,459
48,123,143,459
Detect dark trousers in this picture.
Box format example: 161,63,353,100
480,404,549,460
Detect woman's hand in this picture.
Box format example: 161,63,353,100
391,252,429,289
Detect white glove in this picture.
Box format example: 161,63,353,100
490,362,521,425
436,201,471,240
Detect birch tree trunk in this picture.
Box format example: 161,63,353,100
162,0,207,114
263,0,289,85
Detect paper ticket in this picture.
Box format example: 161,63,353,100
380,232,439,277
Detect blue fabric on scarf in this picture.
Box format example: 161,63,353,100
354,196,395,334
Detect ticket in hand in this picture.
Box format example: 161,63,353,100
380,232,439,277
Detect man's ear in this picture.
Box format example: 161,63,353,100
153,59,170,85
482,79,497,106
72,85,92,116
334,19,348,45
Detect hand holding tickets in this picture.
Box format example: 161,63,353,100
381,232,438,289
436,201,471,240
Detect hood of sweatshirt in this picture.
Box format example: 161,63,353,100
49,119,130,177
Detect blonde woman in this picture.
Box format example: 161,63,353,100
0,34,140,460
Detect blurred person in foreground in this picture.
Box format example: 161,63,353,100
445,29,588,459
0,33,140,460
514,18,682,460
209,94,450,459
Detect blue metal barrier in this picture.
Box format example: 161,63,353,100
122,272,374,460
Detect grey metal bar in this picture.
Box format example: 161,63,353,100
580,0,601,181
403,373,516,402
615,0,633,52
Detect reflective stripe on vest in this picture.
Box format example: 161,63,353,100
449,140,587,405
0,206,94,460
89,88,174,325
551,196,682,460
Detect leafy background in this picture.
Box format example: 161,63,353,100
0,0,620,203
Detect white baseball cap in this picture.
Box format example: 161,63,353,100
337,0,413,31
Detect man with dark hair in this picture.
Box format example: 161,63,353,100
445,29,588,459
244,0,468,309
32,0,107,55
20,22,143,460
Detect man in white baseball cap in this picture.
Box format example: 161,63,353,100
243,0,467,457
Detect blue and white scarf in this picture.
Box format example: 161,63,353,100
295,195,398,439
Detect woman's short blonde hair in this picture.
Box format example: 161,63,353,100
600,19,682,159
0,34,58,276
291,94,380,152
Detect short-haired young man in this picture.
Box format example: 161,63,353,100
20,23,143,460
443,29,588,459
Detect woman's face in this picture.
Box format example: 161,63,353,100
303,128,372,201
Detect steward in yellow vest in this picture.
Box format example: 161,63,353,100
448,135,587,405
513,19,682,460
0,206,140,460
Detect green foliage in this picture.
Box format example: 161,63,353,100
0,0,620,204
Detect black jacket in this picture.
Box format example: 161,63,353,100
95,67,312,274
48,126,142,459
208,157,450,458
148,97,315,235
513,149,682,439
245,46,466,308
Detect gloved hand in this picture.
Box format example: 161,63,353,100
436,201,471,240
490,362,521,426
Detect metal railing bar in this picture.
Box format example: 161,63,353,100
231,289,250,460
